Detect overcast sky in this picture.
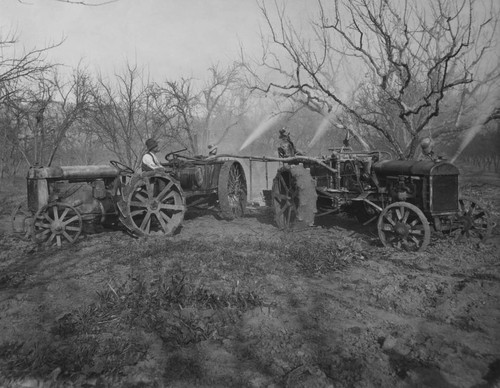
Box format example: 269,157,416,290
1,0,312,81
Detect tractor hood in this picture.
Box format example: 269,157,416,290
27,165,120,180
372,160,459,176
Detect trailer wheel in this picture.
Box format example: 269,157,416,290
218,160,247,220
121,171,186,236
377,202,430,252
272,164,317,229
33,202,83,247
454,196,493,240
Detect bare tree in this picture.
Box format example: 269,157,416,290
151,64,248,155
88,62,169,167
244,0,499,158
0,29,56,104
152,78,200,154
1,65,93,169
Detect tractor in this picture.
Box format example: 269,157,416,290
12,152,247,247
264,140,492,251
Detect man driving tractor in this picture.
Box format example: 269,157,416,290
142,138,163,172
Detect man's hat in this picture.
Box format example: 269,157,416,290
146,138,158,151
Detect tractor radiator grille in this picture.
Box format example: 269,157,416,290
431,175,458,213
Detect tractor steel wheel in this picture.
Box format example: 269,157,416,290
218,160,247,220
454,196,493,240
122,171,186,236
33,202,83,247
272,164,317,229
378,202,431,252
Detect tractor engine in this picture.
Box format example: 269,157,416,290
371,159,460,216
27,165,120,225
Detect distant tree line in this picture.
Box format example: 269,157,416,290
0,28,252,177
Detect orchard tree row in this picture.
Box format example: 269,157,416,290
1,0,499,178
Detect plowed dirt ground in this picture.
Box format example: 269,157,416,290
0,167,499,388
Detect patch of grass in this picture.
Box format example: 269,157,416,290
278,235,365,276
142,234,364,281
0,337,100,378
0,271,263,382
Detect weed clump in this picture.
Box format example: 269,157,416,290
278,235,365,276
0,272,263,382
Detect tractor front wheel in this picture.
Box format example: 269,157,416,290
377,202,431,252
33,202,83,247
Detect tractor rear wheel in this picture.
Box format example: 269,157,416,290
272,164,317,229
120,171,186,236
454,196,493,240
218,160,247,220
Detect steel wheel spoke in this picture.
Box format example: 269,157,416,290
130,201,148,208
36,229,51,238
130,209,146,217
276,202,291,217
410,236,421,245
62,231,74,243
160,210,172,222
384,214,396,226
63,215,80,226
273,192,288,201
134,192,148,203
35,221,51,229
156,212,169,232
402,209,410,223
157,181,174,200
278,175,289,195
52,206,60,222
60,207,70,220
47,232,56,245
139,211,152,230
159,203,184,211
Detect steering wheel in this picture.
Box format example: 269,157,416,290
110,160,135,174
